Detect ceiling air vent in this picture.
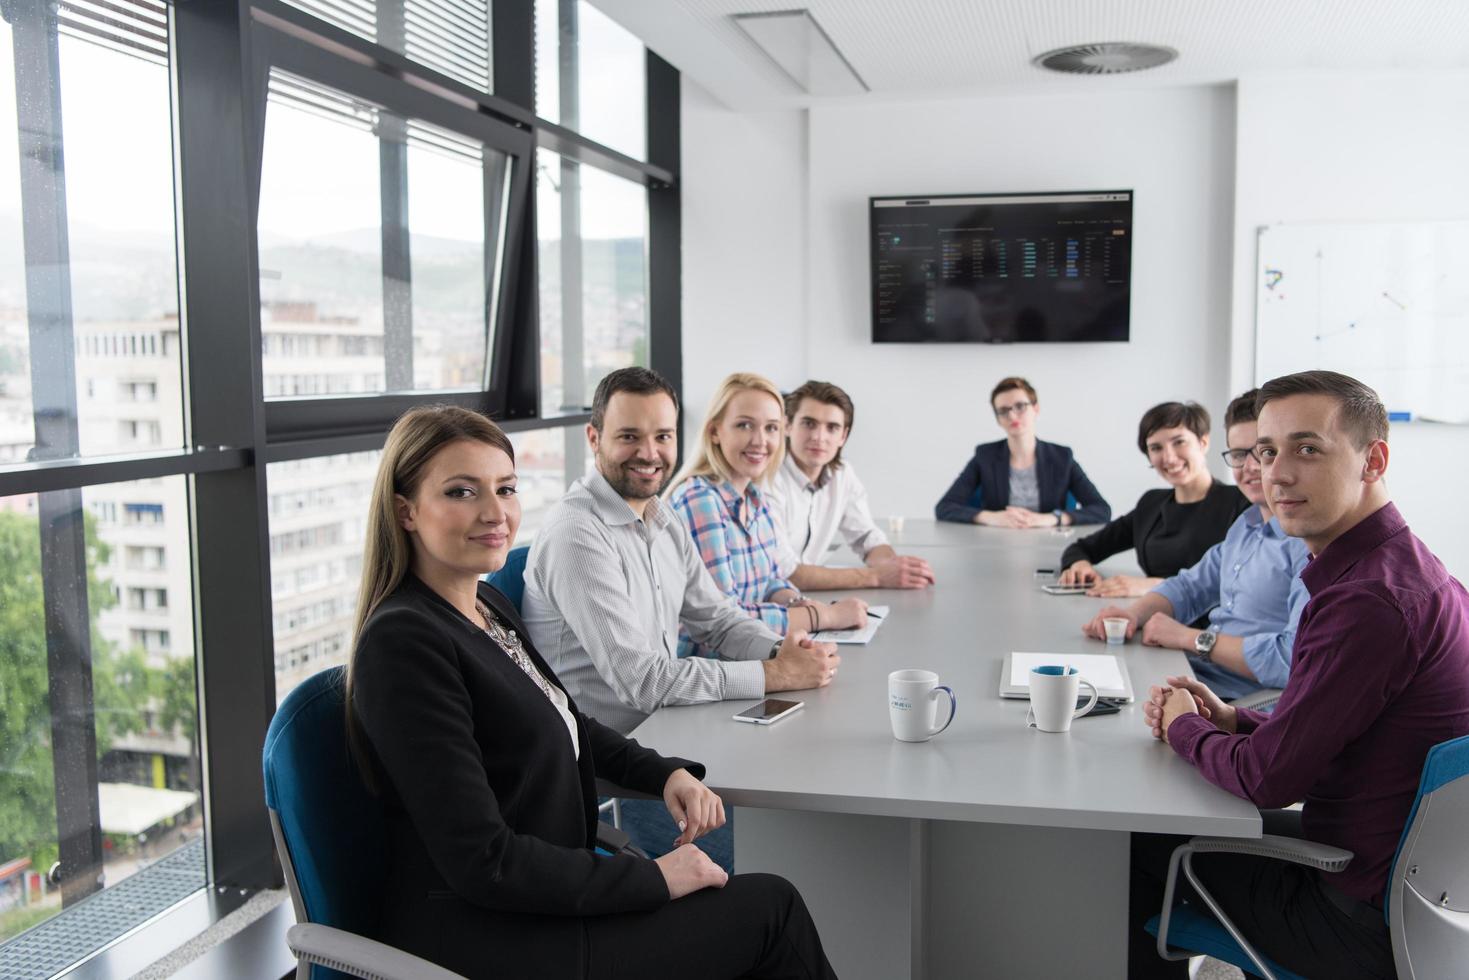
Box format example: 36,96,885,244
1033,42,1177,75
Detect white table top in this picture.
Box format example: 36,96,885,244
630,522,1261,838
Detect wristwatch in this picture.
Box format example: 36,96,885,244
1193,629,1218,663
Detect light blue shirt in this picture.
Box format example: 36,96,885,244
1151,506,1310,700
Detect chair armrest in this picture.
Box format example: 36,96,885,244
595,777,658,801
1187,834,1353,873
1229,689,1283,711
287,923,468,980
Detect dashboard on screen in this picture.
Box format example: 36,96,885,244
870,190,1132,344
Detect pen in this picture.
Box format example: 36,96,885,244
866,610,885,620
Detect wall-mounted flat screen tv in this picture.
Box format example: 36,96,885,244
871,190,1132,343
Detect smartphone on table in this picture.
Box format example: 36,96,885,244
733,698,804,725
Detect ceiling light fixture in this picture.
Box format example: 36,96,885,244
733,9,869,96
1033,42,1178,75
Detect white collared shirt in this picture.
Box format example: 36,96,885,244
766,455,890,576
521,471,775,735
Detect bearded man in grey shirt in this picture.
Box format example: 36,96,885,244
522,367,839,869
522,367,839,735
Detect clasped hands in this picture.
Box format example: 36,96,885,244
979,506,1062,529
1141,675,1237,744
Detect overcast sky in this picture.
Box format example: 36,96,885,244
1,1,647,252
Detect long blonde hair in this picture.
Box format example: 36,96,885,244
345,405,514,781
667,372,786,494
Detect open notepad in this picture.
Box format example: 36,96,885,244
811,606,890,645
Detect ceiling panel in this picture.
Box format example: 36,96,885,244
596,0,1469,108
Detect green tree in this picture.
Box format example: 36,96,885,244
0,509,58,870
0,509,183,869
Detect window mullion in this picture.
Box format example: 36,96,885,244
10,0,107,908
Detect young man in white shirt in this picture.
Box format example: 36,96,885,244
766,380,936,591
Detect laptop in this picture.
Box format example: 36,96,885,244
999,651,1136,702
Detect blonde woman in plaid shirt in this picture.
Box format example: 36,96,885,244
666,372,868,658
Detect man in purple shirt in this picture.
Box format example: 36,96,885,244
1129,370,1469,980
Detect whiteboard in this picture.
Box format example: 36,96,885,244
1254,221,1469,423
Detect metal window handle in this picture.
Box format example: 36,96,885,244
48,862,62,886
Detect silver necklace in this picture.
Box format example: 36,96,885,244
475,599,558,704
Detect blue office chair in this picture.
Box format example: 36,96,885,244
1145,733,1469,980
263,666,465,980
484,545,529,612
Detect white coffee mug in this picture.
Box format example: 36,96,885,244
888,669,957,742
1026,666,1098,733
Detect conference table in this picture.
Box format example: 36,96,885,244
628,520,1261,980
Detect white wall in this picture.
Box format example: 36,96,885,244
679,78,809,448
803,85,1238,523
1231,71,1469,579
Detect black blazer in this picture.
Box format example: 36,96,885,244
352,575,700,979
935,439,1112,525
1059,481,1250,579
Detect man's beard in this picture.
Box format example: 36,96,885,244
598,454,671,500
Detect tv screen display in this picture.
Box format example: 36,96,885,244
871,190,1132,343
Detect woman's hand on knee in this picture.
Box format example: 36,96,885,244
655,843,729,900
663,768,726,846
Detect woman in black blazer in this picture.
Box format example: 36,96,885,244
935,377,1111,527
1059,401,1249,597
347,406,836,980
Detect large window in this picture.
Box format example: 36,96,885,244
258,70,508,398
0,478,202,954
535,0,645,161
536,149,650,417
0,1,184,464
0,0,675,971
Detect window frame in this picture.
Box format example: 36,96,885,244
0,0,681,968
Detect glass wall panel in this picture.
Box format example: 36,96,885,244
534,0,646,161
0,5,185,464
0,476,202,949
257,71,505,398
536,150,649,417
281,1,494,93
267,452,379,703
509,427,571,541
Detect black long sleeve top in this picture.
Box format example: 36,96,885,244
1059,480,1249,579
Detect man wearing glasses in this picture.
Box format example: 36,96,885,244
1081,389,1309,700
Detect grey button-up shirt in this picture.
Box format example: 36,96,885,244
522,470,775,734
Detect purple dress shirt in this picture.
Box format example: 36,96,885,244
1167,502,1469,904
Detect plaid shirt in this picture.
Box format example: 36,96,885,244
669,476,794,657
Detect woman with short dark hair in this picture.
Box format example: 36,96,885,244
935,376,1112,527
1058,401,1249,597
346,405,837,979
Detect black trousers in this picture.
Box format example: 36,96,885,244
585,872,837,980
1129,810,1395,979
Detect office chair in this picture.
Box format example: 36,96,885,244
263,666,466,980
1229,688,1284,712
484,545,529,612
1145,733,1469,980
485,545,621,830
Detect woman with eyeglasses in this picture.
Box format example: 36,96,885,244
346,406,838,979
935,376,1112,528
1058,400,1250,598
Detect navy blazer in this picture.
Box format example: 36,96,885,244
935,439,1111,525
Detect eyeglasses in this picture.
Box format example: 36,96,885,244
994,401,1033,419
1220,448,1260,468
